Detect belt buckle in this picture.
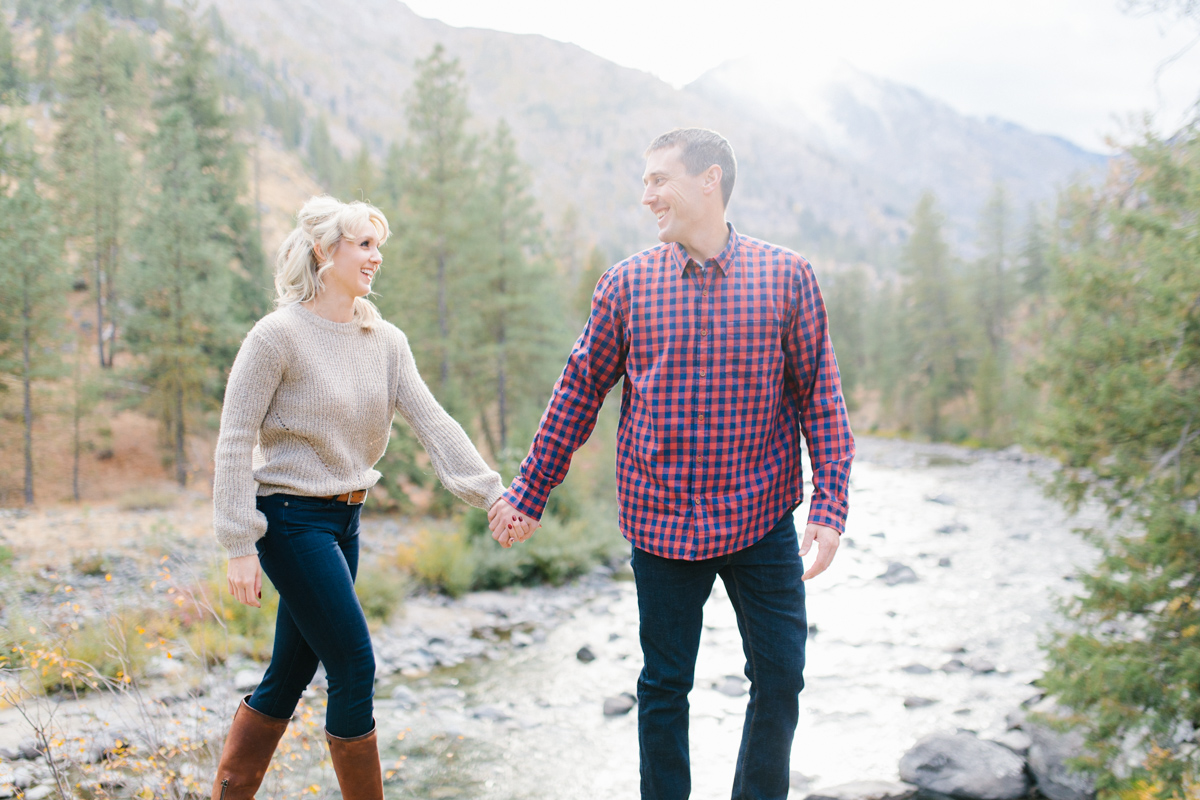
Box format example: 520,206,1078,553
347,489,368,505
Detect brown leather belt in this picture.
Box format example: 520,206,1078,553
319,489,368,505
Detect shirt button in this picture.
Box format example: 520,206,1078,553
702,290,708,297
698,413,705,420
701,329,708,336
699,369,706,377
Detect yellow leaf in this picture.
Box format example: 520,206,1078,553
105,574,112,582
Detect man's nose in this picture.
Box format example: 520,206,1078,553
641,185,653,206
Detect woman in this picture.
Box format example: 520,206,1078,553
210,195,518,800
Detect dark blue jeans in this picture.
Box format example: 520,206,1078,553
247,494,375,739
632,513,807,800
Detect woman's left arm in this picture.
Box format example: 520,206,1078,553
391,329,505,510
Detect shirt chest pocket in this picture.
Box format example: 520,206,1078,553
720,317,782,383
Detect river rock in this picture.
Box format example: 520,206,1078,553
716,676,747,697
903,696,938,708
1027,724,1096,800
233,668,263,692
390,685,418,709
966,658,997,674
9,765,34,790
901,664,933,675
603,693,637,716
576,646,596,663
805,780,918,800
991,729,1032,756
16,741,41,760
23,785,53,800
899,731,1030,800
879,563,918,585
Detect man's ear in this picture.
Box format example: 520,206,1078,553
703,165,723,197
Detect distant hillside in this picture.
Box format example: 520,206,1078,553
200,0,1105,261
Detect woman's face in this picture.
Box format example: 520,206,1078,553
320,220,383,301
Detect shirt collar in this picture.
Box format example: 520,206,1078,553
671,222,740,277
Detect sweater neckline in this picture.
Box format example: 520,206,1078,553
290,302,364,334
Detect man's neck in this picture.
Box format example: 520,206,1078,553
681,220,730,264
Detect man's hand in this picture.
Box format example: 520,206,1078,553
799,523,840,581
488,497,540,547
227,554,262,608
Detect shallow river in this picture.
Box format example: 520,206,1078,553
369,437,1102,799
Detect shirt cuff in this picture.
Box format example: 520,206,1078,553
504,474,550,520
805,499,847,534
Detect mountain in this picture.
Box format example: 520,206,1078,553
201,0,1106,261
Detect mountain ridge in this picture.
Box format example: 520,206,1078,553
202,0,1105,260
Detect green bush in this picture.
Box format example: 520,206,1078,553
355,561,408,624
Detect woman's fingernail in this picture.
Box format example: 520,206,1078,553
258,592,262,599
508,524,513,529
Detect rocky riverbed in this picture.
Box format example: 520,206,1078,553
0,436,1104,799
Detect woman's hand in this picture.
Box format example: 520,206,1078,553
227,554,263,608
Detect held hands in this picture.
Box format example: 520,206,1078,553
800,523,840,581
488,497,540,548
227,554,263,608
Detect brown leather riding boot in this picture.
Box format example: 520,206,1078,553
325,722,384,800
211,696,290,800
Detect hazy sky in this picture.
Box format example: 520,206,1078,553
401,0,1200,153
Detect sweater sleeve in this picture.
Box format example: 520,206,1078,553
213,328,283,558
391,329,504,511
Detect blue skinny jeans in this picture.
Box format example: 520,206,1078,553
632,512,807,800
246,493,375,738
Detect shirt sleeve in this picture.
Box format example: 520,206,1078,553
213,328,282,558
784,261,855,533
505,267,628,519
392,329,505,511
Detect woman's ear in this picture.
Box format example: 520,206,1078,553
313,242,326,263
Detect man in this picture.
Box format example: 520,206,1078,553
490,128,854,800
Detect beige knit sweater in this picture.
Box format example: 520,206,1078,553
213,303,504,558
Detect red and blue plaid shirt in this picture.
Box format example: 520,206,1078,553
505,226,854,560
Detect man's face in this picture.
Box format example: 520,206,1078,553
641,146,708,246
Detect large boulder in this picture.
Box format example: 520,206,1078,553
899,731,1030,800
1027,725,1096,800
805,780,917,800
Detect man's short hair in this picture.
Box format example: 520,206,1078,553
645,128,737,208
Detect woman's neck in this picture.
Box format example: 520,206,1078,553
302,293,355,323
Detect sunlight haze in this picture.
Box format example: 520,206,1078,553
402,0,1200,153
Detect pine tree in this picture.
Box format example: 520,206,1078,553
969,184,1018,442
394,44,477,398
157,6,265,326
125,104,235,487
54,8,141,367
1019,204,1049,300
574,245,609,327
822,265,871,412
458,119,566,467
0,13,26,102
0,125,66,504
895,193,971,439
307,113,344,191
1038,131,1200,797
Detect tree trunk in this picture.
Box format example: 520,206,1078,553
175,381,186,487
437,249,449,389
174,277,187,488
73,335,81,502
22,277,34,506
93,137,108,368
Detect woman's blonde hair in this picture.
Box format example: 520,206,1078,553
274,195,391,328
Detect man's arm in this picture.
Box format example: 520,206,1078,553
498,268,628,532
784,261,855,579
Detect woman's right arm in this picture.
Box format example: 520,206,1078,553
213,329,284,607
